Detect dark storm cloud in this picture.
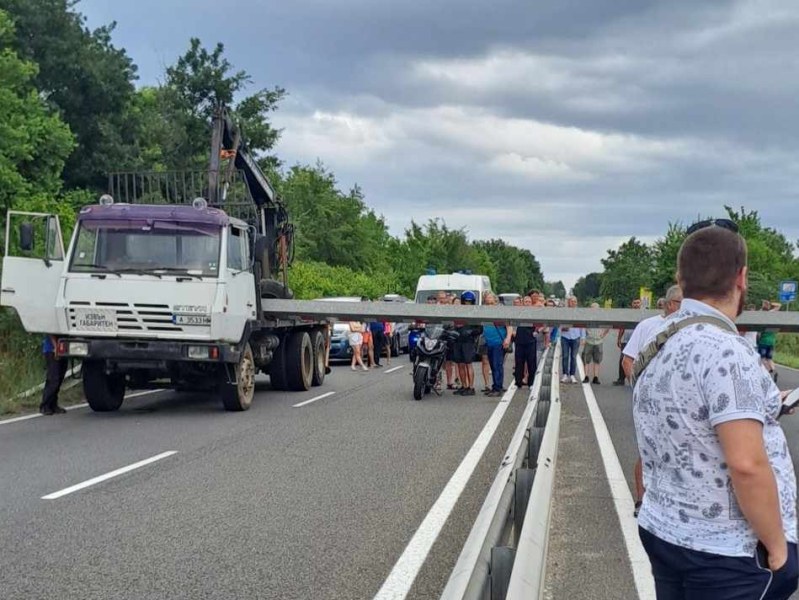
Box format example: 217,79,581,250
80,0,799,288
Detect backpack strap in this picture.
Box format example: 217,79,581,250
632,315,738,382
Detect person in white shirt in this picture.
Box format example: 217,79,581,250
634,222,797,599
622,284,683,516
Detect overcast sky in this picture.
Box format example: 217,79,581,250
81,0,799,291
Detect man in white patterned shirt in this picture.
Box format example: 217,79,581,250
633,222,798,599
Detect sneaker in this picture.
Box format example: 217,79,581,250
582,376,590,384
351,366,357,371
561,375,569,384
465,388,476,396
634,500,642,518
570,375,578,384
454,388,465,396
593,377,600,385
362,365,369,371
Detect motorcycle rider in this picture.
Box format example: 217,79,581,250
453,291,482,396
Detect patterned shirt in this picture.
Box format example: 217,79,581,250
634,299,797,556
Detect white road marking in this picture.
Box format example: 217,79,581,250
0,389,164,427
41,451,178,500
373,383,518,600
777,363,799,373
293,391,336,408
384,365,404,374
577,358,656,600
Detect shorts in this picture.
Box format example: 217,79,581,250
758,345,774,360
583,343,603,364
348,332,363,346
454,340,476,364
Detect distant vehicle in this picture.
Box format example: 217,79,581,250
414,273,492,305
381,294,411,355
498,293,521,305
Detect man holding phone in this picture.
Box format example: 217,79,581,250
633,221,798,599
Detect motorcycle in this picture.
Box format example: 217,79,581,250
412,326,459,400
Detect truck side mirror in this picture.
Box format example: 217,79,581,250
19,222,34,251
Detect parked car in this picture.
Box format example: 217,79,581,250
381,294,411,356
317,296,369,362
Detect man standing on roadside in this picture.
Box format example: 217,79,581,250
634,223,798,599
40,334,67,415
614,297,642,385
560,296,585,384
758,300,781,382
622,284,683,516
582,303,609,384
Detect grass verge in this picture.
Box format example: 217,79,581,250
775,351,799,370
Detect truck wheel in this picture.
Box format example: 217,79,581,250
221,343,256,411
269,337,289,391
285,331,313,391
311,329,326,387
83,361,125,412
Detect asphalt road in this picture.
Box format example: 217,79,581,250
0,356,526,600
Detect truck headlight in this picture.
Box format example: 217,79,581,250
69,342,89,357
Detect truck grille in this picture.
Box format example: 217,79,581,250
68,301,183,332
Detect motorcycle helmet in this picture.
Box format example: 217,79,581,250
461,290,477,305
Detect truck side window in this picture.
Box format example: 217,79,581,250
228,227,247,270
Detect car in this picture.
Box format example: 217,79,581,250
498,293,521,305
380,294,411,355
316,296,369,363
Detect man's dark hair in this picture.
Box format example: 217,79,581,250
678,227,747,300
527,289,541,296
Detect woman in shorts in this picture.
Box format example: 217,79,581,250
348,322,368,371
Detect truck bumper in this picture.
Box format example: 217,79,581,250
57,337,241,364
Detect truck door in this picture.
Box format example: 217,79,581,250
224,224,257,340
1,212,65,333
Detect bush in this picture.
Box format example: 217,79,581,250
0,308,45,412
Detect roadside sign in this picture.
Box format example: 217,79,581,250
779,280,797,303
603,299,613,309
639,287,653,309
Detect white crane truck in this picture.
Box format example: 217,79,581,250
1,106,328,412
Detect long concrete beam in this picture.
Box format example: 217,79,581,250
263,300,799,332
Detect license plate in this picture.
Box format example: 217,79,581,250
174,314,211,326
74,308,117,332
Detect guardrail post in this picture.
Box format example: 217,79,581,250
514,468,536,546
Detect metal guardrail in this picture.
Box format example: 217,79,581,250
440,343,561,600
262,300,799,332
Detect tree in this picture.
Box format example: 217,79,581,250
599,237,652,306
473,239,544,294
651,223,686,297
0,9,73,211
1,0,138,190
543,281,567,299
155,38,286,170
573,272,603,303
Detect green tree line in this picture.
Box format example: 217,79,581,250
574,207,799,308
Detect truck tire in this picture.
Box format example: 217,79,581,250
269,338,289,391
83,361,125,412
311,329,326,387
260,279,294,299
285,331,313,391
220,343,256,411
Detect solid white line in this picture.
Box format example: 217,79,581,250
777,362,799,373
0,412,41,425
293,391,336,408
65,403,88,411
384,365,404,374
41,451,178,500
373,383,518,600
577,358,656,600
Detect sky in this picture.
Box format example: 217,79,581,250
80,0,799,291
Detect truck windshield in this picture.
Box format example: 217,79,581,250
69,219,221,277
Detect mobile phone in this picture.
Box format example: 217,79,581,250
779,388,799,418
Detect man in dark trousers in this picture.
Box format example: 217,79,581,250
40,334,67,415
369,321,386,367
514,295,537,387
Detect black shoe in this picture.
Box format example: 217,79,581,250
487,390,502,397
325,366,332,375
53,406,67,414
583,376,590,383
39,405,55,416
593,377,600,385
772,370,778,384
454,388,465,396
374,363,382,368
634,500,642,518
465,388,476,396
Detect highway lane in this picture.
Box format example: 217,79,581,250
591,337,799,599
0,358,527,599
